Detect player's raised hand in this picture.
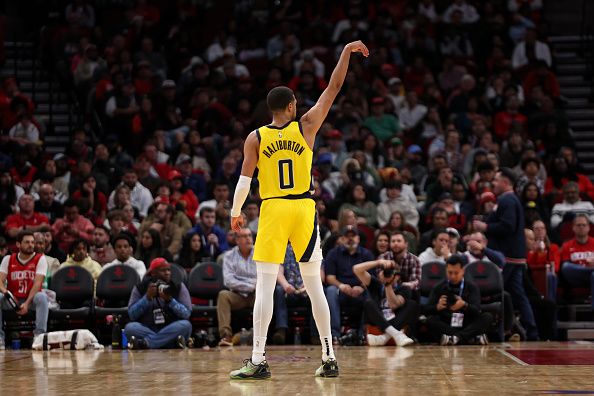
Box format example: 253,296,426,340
345,40,369,57
231,215,244,232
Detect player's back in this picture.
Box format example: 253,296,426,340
256,121,313,200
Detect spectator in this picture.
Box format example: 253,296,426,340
515,157,545,195
378,231,422,292
71,174,107,225
136,229,173,267
177,232,207,271
338,183,377,227
197,180,231,230
531,219,561,272
377,181,419,229
545,156,594,203
525,228,558,302
102,234,146,279
463,232,506,267
398,91,427,132
89,225,116,266
34,183,64,224
60,238,102,286
512,28,552,70
108,169,153,218
560,214,594,312
363,97,400,142
139,202,182,257
443,0,480,24
353,257,417,346
125,258,192,349
272,244,311,345
217,228,257,346
372,231,391,258
0,231,49,346
51,199,95,252
7,114,40,146
425,167,457,210
419,228,452,265
5,194,49,249
324,226,375,339
244,200,260,236
33,231,60,289
425,254,492,345
381,211,418,255
188,207,229,259
550,182,594,229
0,171,24,221
175,153,208,203
420,207,450,251
520,182,550,227
40,225,66,263
472,168,539,340
493,95,527,140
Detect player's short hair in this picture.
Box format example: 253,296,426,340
267,86,295,112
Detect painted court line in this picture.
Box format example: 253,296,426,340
497,348,529,366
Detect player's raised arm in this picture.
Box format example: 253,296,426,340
230,131,259,231
300,40,369,140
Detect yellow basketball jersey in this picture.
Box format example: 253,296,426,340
256,121,313,200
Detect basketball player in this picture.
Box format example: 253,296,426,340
229,40,369,379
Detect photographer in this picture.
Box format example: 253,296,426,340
125,258,192,349
425,254,492,345
353,258,416,347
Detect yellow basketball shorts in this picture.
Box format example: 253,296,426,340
253,198,322,264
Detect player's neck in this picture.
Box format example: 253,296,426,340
18,252,34,261
270,114,292,127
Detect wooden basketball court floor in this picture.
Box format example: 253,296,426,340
2,343,594,395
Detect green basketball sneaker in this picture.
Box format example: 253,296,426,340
230,359,271,380
314,358,339,377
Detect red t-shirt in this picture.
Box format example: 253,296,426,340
560,237,594,267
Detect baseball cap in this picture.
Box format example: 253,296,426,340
162,79,176,89
168,170,183,181
388,77,402,85
341,225,358,236
407,145,422,154
371,96,385,105
446,227,460,239
175,154,192,166
326,129,342,139
148,258,171,274
316,152,333,166
390,137,402,146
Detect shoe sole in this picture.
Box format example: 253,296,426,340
230,373,272,380
316,370,339,378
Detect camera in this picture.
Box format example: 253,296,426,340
382,268,395,278
192,330,218,348
338,329,365,346
155,280,171,296
445,287,458,307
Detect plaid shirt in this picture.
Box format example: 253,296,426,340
379,250,421,290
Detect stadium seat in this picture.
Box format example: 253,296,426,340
420,261,446,306
94,265,140,321
170,262,188,286
464,260,504,340
188,262,224,329
49,266,94,328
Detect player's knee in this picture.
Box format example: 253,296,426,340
299,260,321,277
256,261,280,274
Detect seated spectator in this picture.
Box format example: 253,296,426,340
5,194,49,250
515,157,545,195
139,202,182,257
324,226,374,339
381,211,419,255
168,170,199,222
525,228,557,302
338,183,378,227
447,227,462,255
353,258,416,346
425,167,457,210
244,200,260,236
197,180,231,230
89,225,116,266
493,95,527,140
71,174,107,225
108,169,153,219
103,234,146,279
377,182,419,229
523,61,560,100
8,114,40,146
372,231,391,258
550,182,594,229
378,231,421,292
106,209,137,239
512,28,552,70
136,229,173,267
437,192,467,233
60,239,102,286
39,225,66,263
34,183,64,224
51,199,95,252
425,255,493,345
560,214,594,311
125,258,192,349
175,153,208,203
177,232,208,270
521,182,550,227
532,220,560,272
363,97,400,142
272,244,311,345
0,231,49,346
545,156,594,203
217,228,257,346
188,207,229,259
398,91,427,132
0,171,24,221
420,208,450,252
33,231,60,289
463,232,505,267
419,228,452,265
144,195,192,236
442,0,480,24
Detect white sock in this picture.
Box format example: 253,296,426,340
385,326,403,341
300,260,336,362
251,262,278,365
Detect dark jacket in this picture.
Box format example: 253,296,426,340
128,277,192,330
485,191,526,261
425,278,482,322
